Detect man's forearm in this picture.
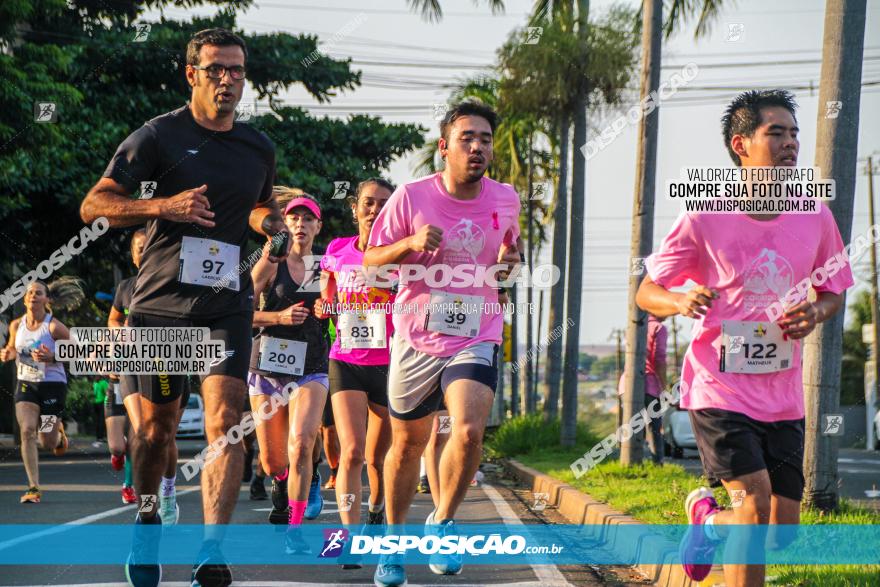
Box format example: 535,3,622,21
250,200,283,236
81,190,161,227
363,238,414,268
813,292,844,323
636,280,682,319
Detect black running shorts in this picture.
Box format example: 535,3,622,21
690,407,805,502
328,359,389,408
14,381,67,416
127,311,252,404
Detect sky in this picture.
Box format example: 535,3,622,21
148,0,880,346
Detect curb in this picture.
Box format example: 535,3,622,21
503,458,724,587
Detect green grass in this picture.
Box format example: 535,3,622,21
490,415,880,586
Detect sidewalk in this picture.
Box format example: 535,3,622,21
504,458,722,587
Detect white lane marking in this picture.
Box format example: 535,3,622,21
838,458,880,466
0,486,200,552
481,483,573,587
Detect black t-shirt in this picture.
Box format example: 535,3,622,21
250,253,330,376
112,276,137,317
102,105,275,318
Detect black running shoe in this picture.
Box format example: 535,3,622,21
190,541,232,587
269,472,289,525
250,476,268,501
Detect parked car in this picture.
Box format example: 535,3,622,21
874,410,879,450
176,393,205,439
663,404,697,458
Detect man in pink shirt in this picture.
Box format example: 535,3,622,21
636,90,853,587
364,100,521,587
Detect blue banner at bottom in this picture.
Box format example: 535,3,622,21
0,524,878,565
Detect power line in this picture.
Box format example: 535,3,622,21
251,1,523,19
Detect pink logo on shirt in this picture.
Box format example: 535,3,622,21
445,219,486,265
742,248,794,311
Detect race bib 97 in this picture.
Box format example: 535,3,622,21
178,236,239,291
720,320,793,374
258,336,306,376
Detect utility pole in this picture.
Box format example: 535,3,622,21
671,315,681,383
524,133,536,415
610,328,624,428
535,289,545,407
803,0,866,511
867,156,879,450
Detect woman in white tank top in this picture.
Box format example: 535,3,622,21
0,278,81,504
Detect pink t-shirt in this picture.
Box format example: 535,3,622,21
646,206,853,422
321,235,395,366
368,173,521,357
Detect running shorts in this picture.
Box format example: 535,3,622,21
247,372,329,397
104,382,127,418
328,359,389,407
387,331,497,421
119,374,138,400
127,311,252,404
690,407,806,502
14,381,67,416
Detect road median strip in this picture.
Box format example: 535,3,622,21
503,458,710,587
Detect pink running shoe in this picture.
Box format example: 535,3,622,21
680,487,722,581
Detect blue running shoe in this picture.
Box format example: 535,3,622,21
190,540,232,587
125,513,162,587
284,525,312,555
426,510,462,575
373,552,407,586
304,471,323,520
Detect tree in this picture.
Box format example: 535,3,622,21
802,0,867,512
406,0,505,22
498,3,638,440
0,0,424,433
559,0,590,447
842,290,870,406
0,1,423,319
620,0,725,465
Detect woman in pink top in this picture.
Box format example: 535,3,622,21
318,178,396,561
618,314,668,462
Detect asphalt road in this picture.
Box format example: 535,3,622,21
0,439,647,587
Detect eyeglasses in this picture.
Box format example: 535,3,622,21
191,63,246,81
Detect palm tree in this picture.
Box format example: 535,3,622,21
620,0,725,465
407,0,506,22
802,0,867,511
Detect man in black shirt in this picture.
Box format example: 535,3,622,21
81,28,286,587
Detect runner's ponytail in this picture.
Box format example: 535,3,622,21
39,276,85,313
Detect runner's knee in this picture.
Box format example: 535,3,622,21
20,424,37,441
262,454,287,477
205,405,241,439
452,421,483,447
140,419,174,448
288,431,314,463
340,444,365,469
